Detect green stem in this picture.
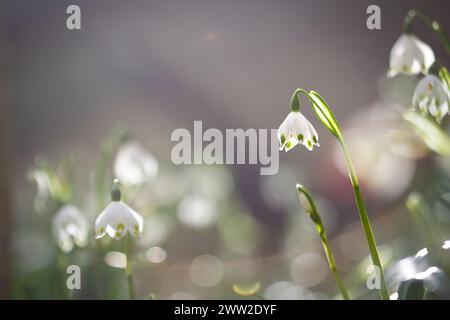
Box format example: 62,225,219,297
296,185,350,300
320,232,350,300
124,234,136,300
339,139,389,300
291,88,389,299
405,10,450,56
57,251,69,300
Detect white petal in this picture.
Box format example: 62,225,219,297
52,204,88,252
412,75,449,122
114,141,158,186
389,34,435,77
95,202,144,239
277,111,319,152
416,39,435,72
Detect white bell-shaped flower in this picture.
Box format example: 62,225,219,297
278,111,319,152
95,180,144,239
388,33,435,77
412,74,449,123
114,141,158,186
52,204,88,253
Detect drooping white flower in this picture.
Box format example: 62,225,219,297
278,111,319,152
388,33,435,77
95,180,144,239
52,204,88,253
412,75,449,123
114,141,158,186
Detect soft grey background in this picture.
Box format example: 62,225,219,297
1,0,449,299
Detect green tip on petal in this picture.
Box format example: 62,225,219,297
285,141,292,150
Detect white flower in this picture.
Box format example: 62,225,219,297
114,141,158,186
52,204,88,252
95,180,144,239
27,168,51,213
278,111,319,152
95,202,144,239
412,75,449,123
388,34,435,77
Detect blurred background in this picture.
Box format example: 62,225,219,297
0,0,450,299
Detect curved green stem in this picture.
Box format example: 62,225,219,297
291,88,390,300
124,234,136,300
405,10,450,56
296,185,350,300
338,139,390,300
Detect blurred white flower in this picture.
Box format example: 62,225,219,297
387,247,443,293
415,247,428,258
114,141,158,186
95,180,144,239
27,168,51,213
278,111,319,152
52,204,88,253
442,240,450,250
412,75,449,123
177,195,218,229
390,292,399,300
388,33,435,77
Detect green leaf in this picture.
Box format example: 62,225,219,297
404,110,450,156
439,65,450,93
308,91,341,138
397,279,425,300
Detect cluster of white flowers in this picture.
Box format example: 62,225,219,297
389,31,450,123
52,179,145,252
50,141,154,252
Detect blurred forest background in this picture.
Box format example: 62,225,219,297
0,0,449,299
